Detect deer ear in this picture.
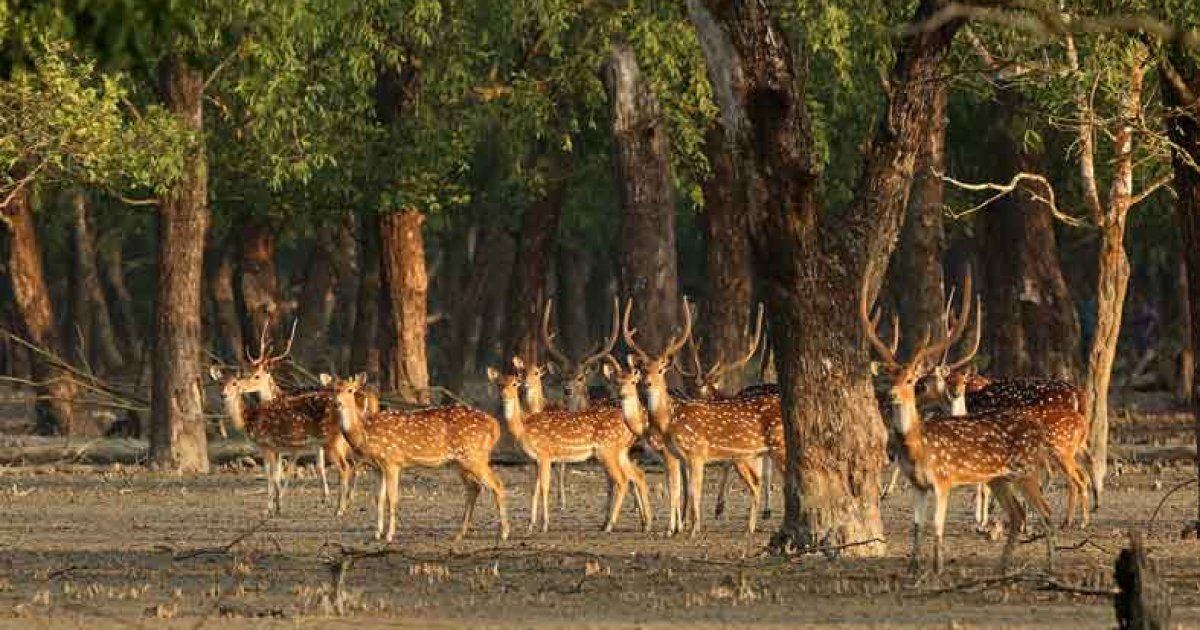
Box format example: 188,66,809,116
319,373,333,386
545,362,557,375
869,361,882,376
486,367,500,383
353,372,367,387
625,354,637,370
602,363,613,379
209,366,223,382
511,356,525,371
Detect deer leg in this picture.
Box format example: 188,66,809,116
538,459,553,533
333,443,354,518
1015,473,1057,572
384,466,401,543
272,453,287,514
882,464,902,500
599,454,629,533
932,485,950,574
528,463,541,533
990,480,1024,572
466,459,509,542
557,462,568,511
374,467,388,540
909,488,929,574
714,464,732,520
456,469,481,542
760,456,773,521
318,446,329,502
262,450,278,515
732,459,762,535
686,458,706,538
621,450,653,532
974,484,992,531
663,453,682,536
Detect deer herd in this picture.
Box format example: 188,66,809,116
208,270,1094,574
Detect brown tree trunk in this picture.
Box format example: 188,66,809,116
150,54,210,472
1176,257,1194,406
979,91,1081,380
504,175,564,364
887,85,946,356
604,40,681,354
1163,49,1200,531
350,212,382,379
206,241,244,366
2,185,86,434
326,213,359,372
379,210,429,403
292,226,340,370
699,125,753,391
557,244,592,359
689,0,961,554
97,241,143,360
235,216,280,343
69,191,124,373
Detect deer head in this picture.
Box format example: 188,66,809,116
601,355,646,437
622,296,692,410
542,297,620,411
675,303,764,398
319,371,368,435
863,270,974,434
234,318,299,398
511,356,549,413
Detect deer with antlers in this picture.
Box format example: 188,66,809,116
863,271,1059,573
210,322,374,516
488,365,652,534
622,298,784,537
542,297,621,412
673,303,776,522
321,372,510,543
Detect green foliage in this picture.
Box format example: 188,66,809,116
0,38,188,201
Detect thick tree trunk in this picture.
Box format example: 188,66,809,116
150,54,210,472
235,216,280,343
350,212,382,379
378,210,429,403
699,125,753,391
504,178,564,364
1163,50,1200,530
979,91,1081,380
887,85,946,356
69,191,124,373
557,244,592,359
97,242,143,360
604,40,681,354
1176,257,1194,405
326,213,359,372
206,242,244,365
292,226,340,370
689,0,961,554
2,186,86,434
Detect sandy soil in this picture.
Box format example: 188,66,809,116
0,414,1197,628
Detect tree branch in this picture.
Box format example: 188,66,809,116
1129,173,1174,207
937,169,1087,227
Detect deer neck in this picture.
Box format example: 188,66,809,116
890,394,926,469
256,376,282,402
949,395,967,416
222,393,247,431
501,396,527,442
618,391,646,436
335,395,369,451
645,384,672,434
522,384,546,414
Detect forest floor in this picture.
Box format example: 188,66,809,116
0,393,1197,628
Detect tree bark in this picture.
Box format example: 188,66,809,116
1163,48,1200,531
1176,257,1194,405
235,216,280,343
504,175,564,365
378,210,429,403
69,191,124,373
206,241,244,366
97,241,143,360
292,225,340,370
887,85,946,356
150,54,210,473
688,0,961,554
1,185,86,434
557,244,592,359
326,212,359,372
699,125,753,392
604,40,681,354
978,91,1081,380
350,212,382,379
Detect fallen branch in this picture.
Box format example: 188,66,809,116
172,518,270,561
1149,478,1198,526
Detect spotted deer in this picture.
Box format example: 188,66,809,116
863,272,1058,574
674,303,775,522
623,299,784,537
321,372,510,543
488,366,651,533
508,355,569,509
542,297,621,411
209,324,373,516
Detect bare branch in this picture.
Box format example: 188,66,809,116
1129,173,1174,207
936,169,1087,227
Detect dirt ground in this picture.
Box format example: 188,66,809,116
0,405,1198,628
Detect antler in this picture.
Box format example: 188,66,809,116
674,303,704,379
581,297,621,369
246,317,273,366
540,300,572,370
860,275,900,368
916,269,973,368
622,298,652,362
663,297,693,359
944,295,983,371
939,285,958,363
713,303,765,380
